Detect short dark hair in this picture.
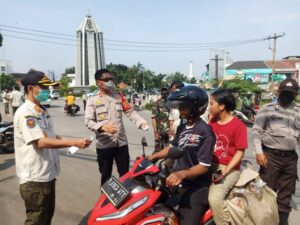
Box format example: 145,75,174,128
94,69,111,81
24,86,29,94
170,80,184,89
211,88,236,112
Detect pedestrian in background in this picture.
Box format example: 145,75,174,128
82,90,87,111
2,88,11,116
10,85,24,115
152,87,170,153
168,81,184,140
85,69,148,186
253,77,300,225
14,71,91,225
208,89,248,225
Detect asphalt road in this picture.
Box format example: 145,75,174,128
0,99,299,225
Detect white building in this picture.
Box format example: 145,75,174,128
76,14,106,86
0,60,13,74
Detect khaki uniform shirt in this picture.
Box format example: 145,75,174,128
252,102,300,154
85,92,146,149
14,100,60,184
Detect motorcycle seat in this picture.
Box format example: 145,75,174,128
0,122,13,128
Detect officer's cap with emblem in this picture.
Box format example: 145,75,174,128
21,71,59,87
278,77,299,94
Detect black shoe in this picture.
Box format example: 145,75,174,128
279,212,289,225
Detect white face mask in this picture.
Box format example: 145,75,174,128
104,80,115,89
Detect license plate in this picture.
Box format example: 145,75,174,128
101,176,130,208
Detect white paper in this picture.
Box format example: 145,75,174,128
68,146,79,154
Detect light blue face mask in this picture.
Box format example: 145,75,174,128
35,89,50,102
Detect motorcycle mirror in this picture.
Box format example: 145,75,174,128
141,137,147,147
167,146,184,159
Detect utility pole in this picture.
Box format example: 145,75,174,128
264,33,285,78
210,54,223,88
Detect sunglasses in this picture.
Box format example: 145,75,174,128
99,77,113,82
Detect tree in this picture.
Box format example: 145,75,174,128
0,33,3,47
65,67,75,74
165,72,188,85
0,73,15,91
222,79,261,94
189,77,198,84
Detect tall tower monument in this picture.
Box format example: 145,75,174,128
76,14,106,86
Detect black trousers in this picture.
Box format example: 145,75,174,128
20,179,56,225
259,150,298,213
178,186,209,225
96,145,130,185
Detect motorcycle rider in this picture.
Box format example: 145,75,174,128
66,91,76,115
253,77,300,225
241,91,255,121
148,86,216,225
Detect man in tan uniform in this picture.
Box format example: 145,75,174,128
15,71,91,225
85,69,148,186
253,77,300,225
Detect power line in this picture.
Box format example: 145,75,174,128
0,23,264,47
2,33,264,52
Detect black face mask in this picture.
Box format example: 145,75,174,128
278,92,295,106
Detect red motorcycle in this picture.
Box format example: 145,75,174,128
85,139,214,225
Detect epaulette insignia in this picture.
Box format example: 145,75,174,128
34,105,43,114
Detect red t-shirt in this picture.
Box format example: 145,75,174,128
209,117,248,169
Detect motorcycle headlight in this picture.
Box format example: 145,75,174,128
96,196,149,221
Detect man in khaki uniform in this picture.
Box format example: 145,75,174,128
85,69,148,186
15,71,91,225
253,77,300,225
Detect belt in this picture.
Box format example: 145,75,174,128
262,145,296,157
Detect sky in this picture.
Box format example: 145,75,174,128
0,0,300,79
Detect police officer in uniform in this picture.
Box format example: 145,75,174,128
15,71,91,225
253,77,299,225
85,69,148,186
152,87,170,153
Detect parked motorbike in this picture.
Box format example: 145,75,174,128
232,110,254,127
85,139,214,225
67,104,80,116
240,104,256,122
0,114,14,153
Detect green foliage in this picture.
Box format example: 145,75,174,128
142,100,155,111
165,72,188,85
89,85,98,92
0,73,15,91
189,77,198,84
222,79,261,94
59,67,73,96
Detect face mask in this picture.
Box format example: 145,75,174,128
278,92,295,106
104,80,115,89
35,89,50,102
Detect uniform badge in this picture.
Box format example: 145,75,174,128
98,113,108,120
96,100,103,105
26,118,36,129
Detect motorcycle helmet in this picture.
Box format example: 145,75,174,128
168,86,208,117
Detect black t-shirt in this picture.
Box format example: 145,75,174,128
171,119,216,188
